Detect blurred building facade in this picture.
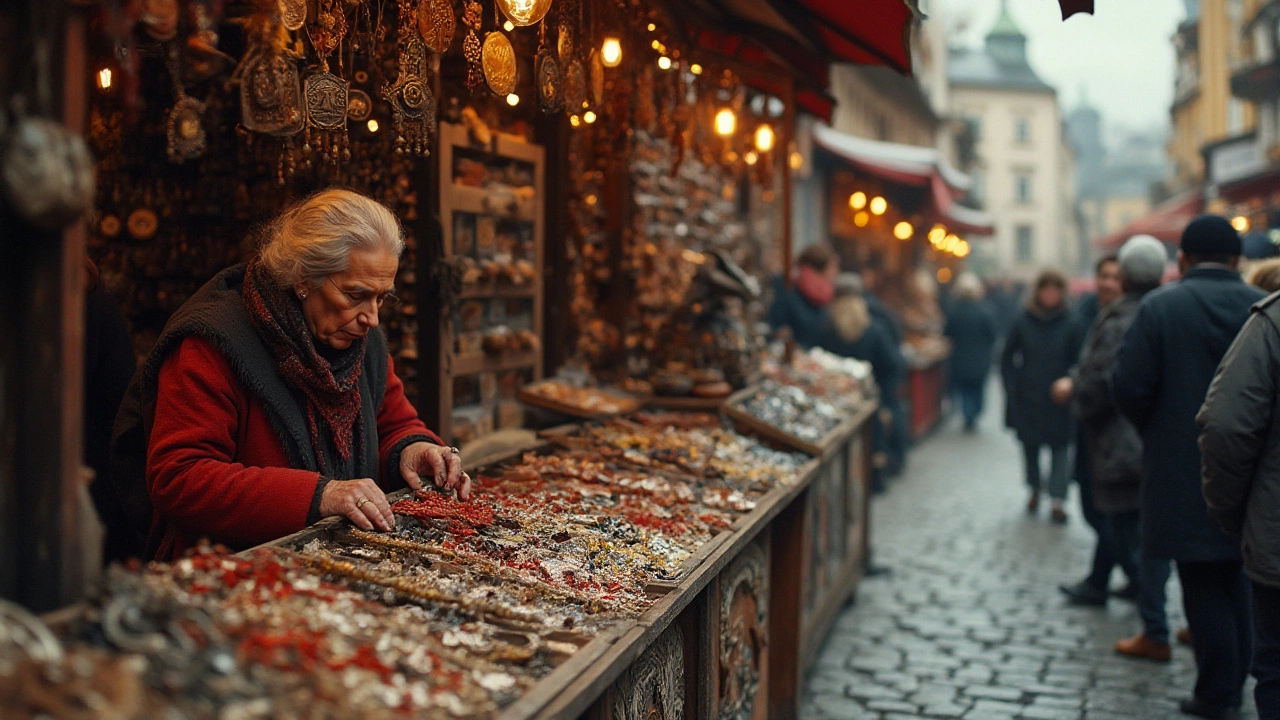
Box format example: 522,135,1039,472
946,0,1079,278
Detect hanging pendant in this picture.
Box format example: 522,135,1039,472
557,15,574,64
278,0,307,31
482,32,517,97
496,0,552,27
418,0,457,54
304,71,350,162
589,49,604,107
166,96,207,163
564,59,587,115
241,49,305,137
536,48,563,113
383,36,436,155
462,0,485,92
347,89,373,122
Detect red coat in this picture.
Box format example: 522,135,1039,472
147,337,438,558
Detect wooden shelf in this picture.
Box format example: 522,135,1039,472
458,284,539,300
450,351,541,376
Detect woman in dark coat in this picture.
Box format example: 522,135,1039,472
945,272,998,432
767,243,839,349
111,189,465,560
1001,270,1085,522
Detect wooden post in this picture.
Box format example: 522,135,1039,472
781,75,796,284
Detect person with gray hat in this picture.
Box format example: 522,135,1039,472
1114,215,1264,718
1067,236,1173,661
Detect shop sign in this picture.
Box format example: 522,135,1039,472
1209,136,1266,185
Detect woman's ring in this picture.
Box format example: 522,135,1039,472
356,497,369,509
449,446,460,454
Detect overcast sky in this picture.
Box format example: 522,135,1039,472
931,0,1187,136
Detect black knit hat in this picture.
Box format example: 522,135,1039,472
1181,214,1242,256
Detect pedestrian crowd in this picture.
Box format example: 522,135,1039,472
771,215,1280,719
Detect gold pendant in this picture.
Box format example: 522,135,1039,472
166,96,207,163
418,0,456,54
383,36,436,155
304,71,350,162
536,48,562,113
241,49,305,137
278,0,306,31
482,32,517,97
347,89,373,122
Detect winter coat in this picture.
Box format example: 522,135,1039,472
111,265,438,560
1113,266,1265,562
865,292,904,346
1198,290,1280,587
1075,291,1101,330
1001,306,1084,447
1073,293,1144,513
944,300,998,386
819,295,906,395
767,275,828,349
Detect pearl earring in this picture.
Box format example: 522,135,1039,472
299,291,308,299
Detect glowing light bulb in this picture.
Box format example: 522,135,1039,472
651,39,662,50
1231,215,1250,232
869,196,887,215
789,150,803,170
893,221,914,240
754,124,775,153
647,22,656,31
714,108,736,137
506,93,520,106
97,68,112,91
928,226,946,244
943,234,960,252
657,56,671,70
854,211,870,228
583,110,597,124
601,37,622,67
690,63,703,75
366,119,380,133
937,267,953,283
849,191,867,210
569,114,581,127
956,240,971,257
503,20,515,31
744,150,758,165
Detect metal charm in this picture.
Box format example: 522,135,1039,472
305,72,349,130
241,50,304,137
278,0,307,31
535,48,562,114
418,0,457,54
482,32,517,97
383,36,436,155
347,89,372,122
557,15,574,64
462,0,485,91
166,96,207,163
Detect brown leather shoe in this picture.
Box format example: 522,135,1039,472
1115,634,1172,662
1177,627,1193,646
1027,493,1041,514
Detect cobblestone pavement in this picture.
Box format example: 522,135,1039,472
800,387,1259,720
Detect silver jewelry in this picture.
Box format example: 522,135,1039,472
449,447,460,454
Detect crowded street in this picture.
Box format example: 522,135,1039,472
802,387,1259,720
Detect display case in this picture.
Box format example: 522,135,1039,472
437,122,547,445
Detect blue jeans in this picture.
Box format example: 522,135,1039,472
1112,511,1170,643
1254,581,1280,718
954,379,986,427
1023,442,1069,500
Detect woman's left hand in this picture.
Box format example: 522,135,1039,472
400,442,472,500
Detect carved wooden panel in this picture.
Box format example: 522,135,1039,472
610,624,685,720
845,433,866,562
717,537,769,720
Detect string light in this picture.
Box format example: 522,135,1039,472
789,151,803,170
1231,216,1250,232
97,68,112,91
506,93,520,106
744,150,759,165
869,196,887,215
583,110,597,124
714,108,736,137
854,211,870,227
503,20,515,31
943,234,960,252
651,39,662,50
754,124,775,153
570,114,581,127
647,22,656,31
928,226,946,244
366,119,380,132
893,221,914,240
955,240,971,257
848,191,867,210
657,56,672,70
601,37,622,67
690,63,703,75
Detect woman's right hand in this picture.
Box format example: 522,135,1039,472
318,478,394,532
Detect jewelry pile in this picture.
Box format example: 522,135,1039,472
732,380,847,443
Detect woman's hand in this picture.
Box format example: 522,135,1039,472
400,442,472,500
1050,377,1074,405
319,478,394,531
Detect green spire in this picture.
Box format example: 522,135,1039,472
989,0,1022,37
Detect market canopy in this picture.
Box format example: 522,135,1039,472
813,123,994,235
1094,190,1203,249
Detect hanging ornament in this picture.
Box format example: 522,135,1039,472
164,44,206,163
418,0,456,54
535,23,562,113
589,48,604,107
304,72,350,158
347,88,373,121
556,3,575,64
462,0,485,91
384,36,435,155
482,32,517,97
496,0,553,27
278,0,306,31
239,48,305,136
563,58,587,115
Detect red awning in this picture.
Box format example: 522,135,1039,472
788,0,917,74
930,173,995,236
1218,166,1280,205
1095,190,1203,249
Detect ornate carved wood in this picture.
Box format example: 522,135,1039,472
610,624,685,720
717,538,768,720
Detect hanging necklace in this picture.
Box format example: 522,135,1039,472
482,1,516,97
164,42,207,163
535,20,562,113
303,0,351,163
462,0,485,92
384,0,435,154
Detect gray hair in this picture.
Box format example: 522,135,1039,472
834,272,865,298
258,188,405,288
1118,235,1166,288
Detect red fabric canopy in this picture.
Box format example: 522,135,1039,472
1095,191,1203,249
791,0,916,74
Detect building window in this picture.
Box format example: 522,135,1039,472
1229,99,1246,135
1016,225,1035,262
1015,172,1033,203
1015,117,1031,144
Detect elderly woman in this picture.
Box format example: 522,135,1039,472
112,189,468,560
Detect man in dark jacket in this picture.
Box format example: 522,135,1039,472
768,244,839,349
944,272,997,432
1197,288,1280,719
1113,215,1264,719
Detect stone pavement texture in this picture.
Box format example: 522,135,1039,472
800,388,1259,720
